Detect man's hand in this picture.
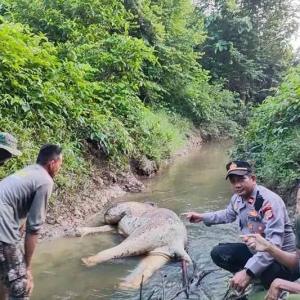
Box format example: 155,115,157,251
265,278,283,300
241,234,272,252
26,268,34,296
229,269,251,293
181,212,203,223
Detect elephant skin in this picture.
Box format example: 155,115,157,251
78,201,191,288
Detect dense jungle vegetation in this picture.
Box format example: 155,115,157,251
197,0,300,194
0,0,299,195
235,66,300,194
0,0,239,188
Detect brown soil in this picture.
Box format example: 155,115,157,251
40,131,203,241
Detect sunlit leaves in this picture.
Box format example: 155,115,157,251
234,66,300,193
0,0,241,193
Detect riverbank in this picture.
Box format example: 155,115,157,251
40,130,203,241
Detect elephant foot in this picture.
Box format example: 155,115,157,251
81,256,98,267
118,271,152,290
118,254,170,290
118,280,140,290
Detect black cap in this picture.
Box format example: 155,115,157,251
225,160,252,179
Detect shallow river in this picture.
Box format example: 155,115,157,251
32,142,267,299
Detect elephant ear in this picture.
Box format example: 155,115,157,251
104,202,127,224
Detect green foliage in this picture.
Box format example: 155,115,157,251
3,0,132,43
0,21,89,188
136,109,190,160
0,0,241,193
0,117,89,190
125,0,239,134
199,84,243,139
0,20,147,165
234,66,300,193
198,0,298,103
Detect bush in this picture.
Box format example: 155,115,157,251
234,66,300,193
0,20,190,182
0,0,241,195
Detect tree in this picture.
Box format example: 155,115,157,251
197,0,299,103
233,65,300,194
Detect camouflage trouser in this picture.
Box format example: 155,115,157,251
0,242,29,300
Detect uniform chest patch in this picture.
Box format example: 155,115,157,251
264,209,273,220
261,201,274,220
248,210,258,217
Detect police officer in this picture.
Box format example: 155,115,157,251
0,132,22,166
184,160,299,294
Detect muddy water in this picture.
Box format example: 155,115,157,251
31,142,263,299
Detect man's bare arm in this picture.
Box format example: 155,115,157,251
267,243,298,270
243,234,299,270
277,280,300,294
24,232,39,269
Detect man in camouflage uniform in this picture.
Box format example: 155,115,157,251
0,144,63,300
0,132,22,300
0,133,22,166
0,244,28,300
184,160,299,296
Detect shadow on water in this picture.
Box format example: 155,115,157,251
32,142,268,299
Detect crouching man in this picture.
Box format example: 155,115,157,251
0,144,63,299
184,161,299,297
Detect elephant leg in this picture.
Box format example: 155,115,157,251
81,238,149,267
76,225,115,237
119,254,170,289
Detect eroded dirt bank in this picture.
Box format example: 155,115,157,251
40,132,203,240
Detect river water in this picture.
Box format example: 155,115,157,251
31,142,266,299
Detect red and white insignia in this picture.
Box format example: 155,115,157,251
262,201,271,211
264,209,273,220
261,200,274,220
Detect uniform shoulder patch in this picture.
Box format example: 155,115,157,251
261,201,274,220
264,209,273,220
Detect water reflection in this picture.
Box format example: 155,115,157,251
32,142,256,299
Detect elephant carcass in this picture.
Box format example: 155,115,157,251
78,201,191,289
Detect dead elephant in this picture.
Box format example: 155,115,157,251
77,201,191,289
